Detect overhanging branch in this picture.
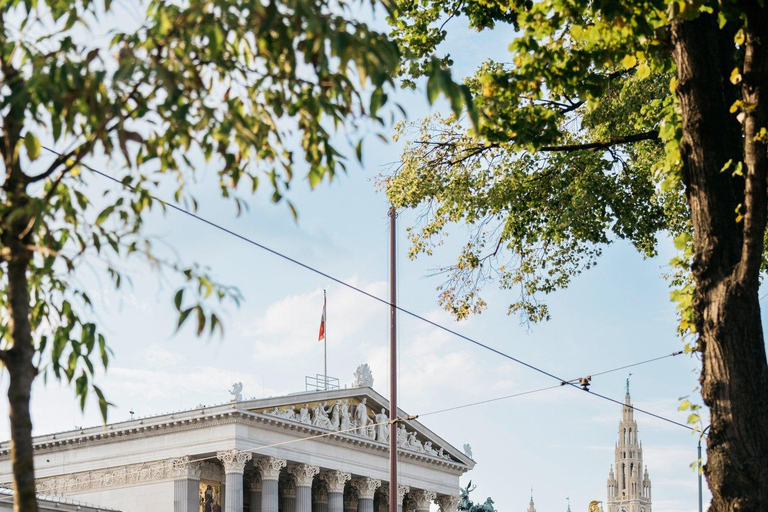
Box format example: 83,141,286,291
539,130,659,152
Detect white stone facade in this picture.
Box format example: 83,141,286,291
0,387,471,512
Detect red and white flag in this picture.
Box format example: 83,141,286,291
318,292,326,341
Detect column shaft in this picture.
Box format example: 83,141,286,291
263,479,280,512
297,487,313,512
329,493,344,512
226,472,244,512
174,478,199,512
358,499,374,512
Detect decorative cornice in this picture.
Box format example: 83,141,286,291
435,495,461,512
320,470,351,493
350,477,381,500
409,490,436,511
217,450,252,474
256,456,287,481
287,464,320,487
33,459,222,496
4,409,470,476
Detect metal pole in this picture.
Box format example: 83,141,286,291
388,206,398,512
324,289,328,390
698,438,702,512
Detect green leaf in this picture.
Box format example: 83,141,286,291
24,133,41,161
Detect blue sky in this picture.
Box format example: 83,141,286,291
0,4,743,512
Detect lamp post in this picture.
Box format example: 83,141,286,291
698,425,711,512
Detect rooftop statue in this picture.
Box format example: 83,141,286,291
229,382,243,402
353,364,374,388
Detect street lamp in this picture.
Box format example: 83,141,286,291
698,425,711,512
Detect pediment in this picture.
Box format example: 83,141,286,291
241,388,473,469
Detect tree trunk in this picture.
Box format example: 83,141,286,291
2,185,38,511
672,9,768,512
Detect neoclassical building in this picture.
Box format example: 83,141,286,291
605,389,652,512
0,385,473,512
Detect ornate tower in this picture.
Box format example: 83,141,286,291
526,490,536,512
606,382,652,512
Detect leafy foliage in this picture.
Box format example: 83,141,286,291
382,0,755,329
0,0,466,420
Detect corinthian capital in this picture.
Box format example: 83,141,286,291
397,485,411,505
217,450,253,474
435,495,461,512
256,456,287,481
409,490,436,511
350,477,381,500
246,471,262,492
320,470,351,493
170,456,203,479
287,464,320,487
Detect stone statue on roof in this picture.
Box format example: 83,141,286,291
229,382,243,402
353,364,374,388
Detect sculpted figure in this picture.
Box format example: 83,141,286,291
313,402,334,429
229,382,243,402
299,404,311,424
281,406,298,421
396,424,408,447
355,398,369,433
423,441,437,456
407,431,424,452
329,400,341,430
352,364,374,388
340,400,353,431
374,408,389,442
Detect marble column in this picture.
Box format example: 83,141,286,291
172,456,202,512
281,475,297,512
320,471,351,512
257,456,288,512
288,464,320,512
435,495,461,512
247,472,262,512
351,477,381,512
218,451,253,512
409,490,436,512
313,480,329,512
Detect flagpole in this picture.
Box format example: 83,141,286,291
324,289,328,390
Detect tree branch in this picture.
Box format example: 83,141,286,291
538,130,659,152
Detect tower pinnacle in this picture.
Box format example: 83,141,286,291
607,385,651,512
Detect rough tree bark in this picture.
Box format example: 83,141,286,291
672,7,768,512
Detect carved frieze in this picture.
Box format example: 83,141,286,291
261,399,454,462
32,458,222,496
